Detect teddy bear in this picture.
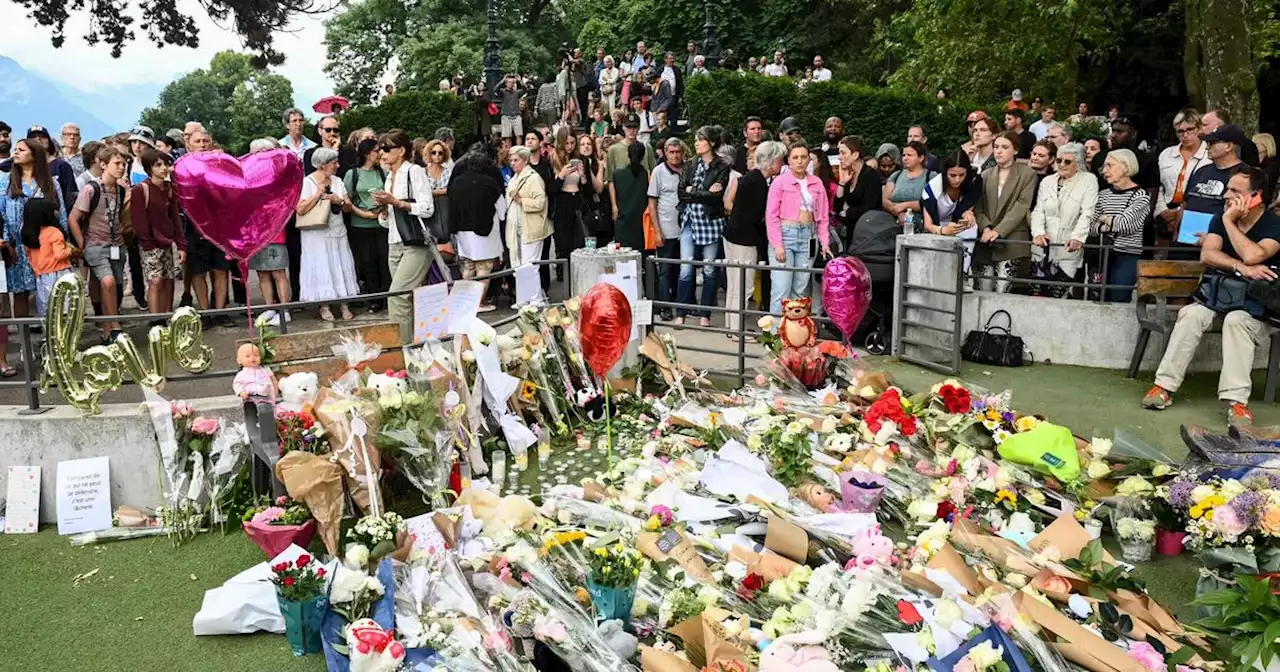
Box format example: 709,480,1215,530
276,372,318,413
366,370,408,398
345,619,406,672
779,297,817,349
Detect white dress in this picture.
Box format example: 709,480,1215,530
455,195,506,262
299,175,360,302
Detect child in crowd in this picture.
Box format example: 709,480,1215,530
21,198,74,317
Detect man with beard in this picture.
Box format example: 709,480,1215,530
820,117,844,166
1106,115,1159,189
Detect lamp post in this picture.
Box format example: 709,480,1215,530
483,0,502,94
701,0,721,70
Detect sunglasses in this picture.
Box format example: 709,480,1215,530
1056,158,1075,165
320,127,340,133
430,150,444,156
380,145,397,152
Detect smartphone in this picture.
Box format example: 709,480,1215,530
1247,192,1264,210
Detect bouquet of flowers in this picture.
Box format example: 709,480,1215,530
345,511,408,570
276,409,329,455
242,496,316,558
149,398,223,546
372,373,454,499
271,552,327,602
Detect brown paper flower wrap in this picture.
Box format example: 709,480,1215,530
313,387,384,514
274,451,345,556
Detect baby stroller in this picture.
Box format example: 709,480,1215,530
846,210,899,355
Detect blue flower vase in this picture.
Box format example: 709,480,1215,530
586,578,637,626
278,593,326,656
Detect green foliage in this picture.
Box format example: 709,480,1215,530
685,72,977,154
138,51,296,155
339,91,473,140
323,0,411,105
1194,576,1280,669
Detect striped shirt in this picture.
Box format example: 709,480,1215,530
1092,185,1152,255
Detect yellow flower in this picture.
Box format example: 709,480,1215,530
595,548,608,558
643,515,661,531
994,489,1018,507
1014,416,1038,433
1152,463,1173,477
709,412,721,427
1190,505,1203,520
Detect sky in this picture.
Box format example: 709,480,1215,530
0,1,340,117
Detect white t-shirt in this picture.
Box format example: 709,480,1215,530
1029,119,1052,140
647,162,683,238
300,173,349,238
763,63,789,77
812,68,832,82
661,65,677,91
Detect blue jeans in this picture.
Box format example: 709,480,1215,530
677,226,720,318
769,224,814,315
1104,252,1140,303
654,238,680,313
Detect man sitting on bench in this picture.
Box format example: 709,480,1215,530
1143,167,1280,426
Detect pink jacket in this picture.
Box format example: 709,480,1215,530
765,171,830,248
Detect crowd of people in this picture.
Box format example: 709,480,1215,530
3,42,1280,419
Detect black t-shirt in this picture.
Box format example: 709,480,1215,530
1208,209,1280,262
1184,161,1247,217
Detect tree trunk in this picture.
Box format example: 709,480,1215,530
1185,0,1259,133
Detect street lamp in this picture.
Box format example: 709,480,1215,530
483,0,502,94
702,0,721,70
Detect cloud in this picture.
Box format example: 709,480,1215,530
0,1,338,116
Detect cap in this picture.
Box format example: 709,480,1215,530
1011,88,1023,101
1203,124,1250,147
165,129,185,145
965,110,989,124
623,114,640,128
875,142,901,163
778,117,800,134
25,125,51,140
128,125,156,148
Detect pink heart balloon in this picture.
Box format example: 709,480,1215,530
822,256,873,341
173,149,303,263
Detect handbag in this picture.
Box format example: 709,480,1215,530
297,179,332,230
642,209,660,251
392,169,433,247
961,310,1027,367
1194,269,1257,316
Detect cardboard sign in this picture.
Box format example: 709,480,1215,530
727,546,799,582
4,466,40,534
763,516,808,564
638,530,714,582
926,543,984,596
55,457,112,535
639,645,699,672
668,608,753,670
1031,515,1114,562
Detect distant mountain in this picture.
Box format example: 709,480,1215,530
54,80,165,131
0,56,113,139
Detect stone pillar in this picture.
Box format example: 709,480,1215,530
570,246,642,371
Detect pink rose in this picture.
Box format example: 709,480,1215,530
1212,505,1247,541
251,506,286,524
171,401,193,418
1128,641,1164,672
1036,574,1073,595
533,618,567,643
191,416,220,435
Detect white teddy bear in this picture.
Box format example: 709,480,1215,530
366,372,408,398
276,372,318,412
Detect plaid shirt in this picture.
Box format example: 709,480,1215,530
681,160,727,245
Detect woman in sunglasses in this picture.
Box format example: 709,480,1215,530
372,129,436,342
423,140,452,237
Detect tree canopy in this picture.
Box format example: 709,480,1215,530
12,0,333,66
139,51,296,155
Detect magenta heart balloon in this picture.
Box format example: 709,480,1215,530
822,256,873,341
173,149,303,263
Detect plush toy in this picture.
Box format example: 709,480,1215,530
456,488,538,538
574,387,607,422
276,372,318,413
366,370,408,398
597,619,639,659
345,618,406,672
779,297,818,349
793,482,840,513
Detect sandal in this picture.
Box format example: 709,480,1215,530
0,364,16,378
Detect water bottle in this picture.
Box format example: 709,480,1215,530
491,452,506,493
585,236,597,249
903,208,916,235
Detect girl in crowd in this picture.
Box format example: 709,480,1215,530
833,136,883,245
676,126,731,326
1092,148,1152,302
766,141,832,315
0,138,66,374
609,141,650,255
972,131,1036,292
20,198,73,317
576,134,609,244
882,140,933,230
551,129,586,260
969,118,998,173
297,148,359,322
344,138,391,313
1030,141,1098,297
723,140,786,333
922,150,983,237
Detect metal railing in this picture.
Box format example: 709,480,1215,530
0,259,568,413
963,237,1187,300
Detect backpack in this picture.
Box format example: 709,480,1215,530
86,180,127,216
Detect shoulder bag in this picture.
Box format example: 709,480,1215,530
1196,269,1259,317
961,310,1028,367
392,168,434,247
297,177,332,230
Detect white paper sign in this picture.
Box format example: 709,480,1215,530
4,466,40,533
412,283,450,343
404,513,448,555
598,272,640,341
56,457,112,535
633,299,654,326
447,280,485,334
514,263,542,305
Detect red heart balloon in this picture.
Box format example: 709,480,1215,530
580,283,633,378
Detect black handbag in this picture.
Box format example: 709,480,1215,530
392,169,438,247
961,310,1028,367
1194,269,1258,316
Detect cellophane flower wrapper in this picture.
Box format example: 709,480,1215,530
373,374,452,502
547,302,601,399
332,333,382,372
516,308,571,430
541,495,645,533
207,421,250,525
773,563,915,663
503,542,639,672
143,390,200,512
69,526,170,545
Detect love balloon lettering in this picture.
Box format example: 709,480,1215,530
40,274,214,414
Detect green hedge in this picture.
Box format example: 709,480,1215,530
685,72,988,157
340,91,473,140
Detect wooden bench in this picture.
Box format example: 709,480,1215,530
241,321,406,383
1126,260,1280,402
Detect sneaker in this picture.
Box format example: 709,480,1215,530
256,310,280,328
1228,402,1254,428
1142,386,1172,410
477,303,497,313
283,310,293,323
214,314,235,328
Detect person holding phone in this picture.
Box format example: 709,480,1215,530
1144,167,1280,426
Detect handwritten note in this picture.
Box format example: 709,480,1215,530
514,263,542,305
56,457,112,535
412,283,450,343
404,513,447,554
447,280,485,334
4,466,40,534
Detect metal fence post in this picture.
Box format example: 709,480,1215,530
17,323,47,414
